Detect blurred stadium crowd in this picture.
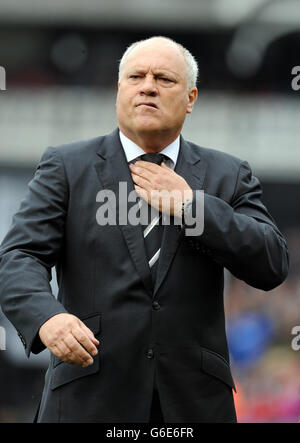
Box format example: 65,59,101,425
226,229,300,422
0,0,300,422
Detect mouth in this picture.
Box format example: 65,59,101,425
137,102,158,109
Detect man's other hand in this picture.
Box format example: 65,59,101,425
39,313,99,367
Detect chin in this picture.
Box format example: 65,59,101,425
134,118,163,133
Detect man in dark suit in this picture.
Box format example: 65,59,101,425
0,36,288,423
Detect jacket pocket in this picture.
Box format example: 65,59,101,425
50,312,101,390
201,348,236,392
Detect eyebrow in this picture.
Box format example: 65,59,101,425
127,68,179,80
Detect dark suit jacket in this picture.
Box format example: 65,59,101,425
0,128,289,422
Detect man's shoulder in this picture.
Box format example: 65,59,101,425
42,130,119,171
185,139,246,169
51,134,104,160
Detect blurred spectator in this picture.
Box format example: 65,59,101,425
226,229,300,422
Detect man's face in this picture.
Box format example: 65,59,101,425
116,40,197,143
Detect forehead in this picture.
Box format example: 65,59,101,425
123,41,187,77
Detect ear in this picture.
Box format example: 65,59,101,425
186,87,198,114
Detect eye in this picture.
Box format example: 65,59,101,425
158,77,173,84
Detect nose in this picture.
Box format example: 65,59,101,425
140,75,158,97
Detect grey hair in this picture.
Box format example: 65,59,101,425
118,36,198,91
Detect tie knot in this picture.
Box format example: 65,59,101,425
140,153,165,165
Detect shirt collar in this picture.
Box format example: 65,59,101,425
119,130,180,167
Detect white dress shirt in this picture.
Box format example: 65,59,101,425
119,130,180,170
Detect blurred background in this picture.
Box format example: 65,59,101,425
0,0,300,423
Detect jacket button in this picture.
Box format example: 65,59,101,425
147,349,154,359
152,301,161,310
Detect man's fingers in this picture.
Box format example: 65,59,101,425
72,326,98,356
52,343,79,366
51,333,96,367
62,334,94,366
131,172,153,192
81,323,100,346
48,342,85,367
131,161,161,174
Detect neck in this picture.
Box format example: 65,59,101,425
119,126,180,153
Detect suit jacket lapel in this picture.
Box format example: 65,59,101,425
153,136,207,296
94,129,154,297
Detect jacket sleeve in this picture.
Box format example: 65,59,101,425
0,147,69,357
185,160,289,291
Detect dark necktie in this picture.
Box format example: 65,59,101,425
139,153,165,284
